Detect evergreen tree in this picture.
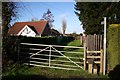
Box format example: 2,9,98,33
2,2,18,36
2,2,18,68
75,2,120,34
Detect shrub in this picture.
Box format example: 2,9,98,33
4,36,74,61
107,24,120,69
19,36,74,45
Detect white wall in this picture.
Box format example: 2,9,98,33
17,25,36,37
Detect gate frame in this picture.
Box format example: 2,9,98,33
20,43,84,70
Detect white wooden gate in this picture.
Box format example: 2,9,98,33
19,43,84,70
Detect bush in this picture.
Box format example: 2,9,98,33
107,24,120,69
2,36,74,71
3,36,74,61
20,36,74,45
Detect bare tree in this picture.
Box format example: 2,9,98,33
42,9,54,28
62,17,67,35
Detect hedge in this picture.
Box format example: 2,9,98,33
5,36,74,60
19,36,74,45
107,24,120,69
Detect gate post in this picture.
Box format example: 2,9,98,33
49,46,52,67
100,49,104,74
84,35,87,70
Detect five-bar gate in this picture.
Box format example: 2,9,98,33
19,43,84,70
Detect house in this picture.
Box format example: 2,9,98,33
51,28,61,36
8,20,53,37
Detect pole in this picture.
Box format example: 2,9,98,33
84,42,86,70
49,46,51,67
103,17,106,75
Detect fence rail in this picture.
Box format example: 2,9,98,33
21,43,83,49
19,34,104,74
20,43,84,70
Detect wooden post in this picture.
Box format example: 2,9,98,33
100,49,104,74
94,34,95,50
84,40,87,70
98,35,100,51
88,64,93,74
49,46,51,67
103,17,107,75
88,59,94,74
80,36,83,46
100,35,102,50
93,64,98,74
17,44,20,61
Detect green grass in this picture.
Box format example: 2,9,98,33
3,64,108,79
66,40,82,46
50,40,84,68
2,40,108,79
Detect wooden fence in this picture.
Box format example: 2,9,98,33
84,34,104,74
86,34,103,51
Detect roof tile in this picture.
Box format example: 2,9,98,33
8,20,48,35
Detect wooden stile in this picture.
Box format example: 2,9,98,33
84,34,104,74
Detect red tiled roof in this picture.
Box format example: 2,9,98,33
8,20,48,35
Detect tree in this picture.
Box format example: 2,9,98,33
2,2,18,36
74,2,120,34
2,2,18,68
62,17,67,35
42,9,54,28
